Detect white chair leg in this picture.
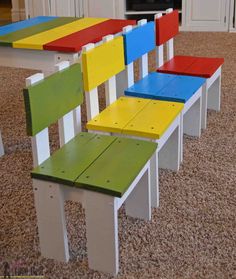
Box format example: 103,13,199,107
33,179,69,262
183,97,201,137
158,121,181,171
125,166,151,220
201,83,208,130
0,130,4,157
84,191,119,275
207,75,221,111
149,151,159,207
180,112,184,163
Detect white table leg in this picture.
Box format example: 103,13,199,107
149,151,159,207
33,179,69,262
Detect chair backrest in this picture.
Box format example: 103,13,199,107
82,35,125,120
115,20,155,98
155,9,179,46
23,62,83,166
123,20,155,66
155,9,179,67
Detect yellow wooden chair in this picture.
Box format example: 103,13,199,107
83,34,184,209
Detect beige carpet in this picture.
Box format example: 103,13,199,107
0,32,236,279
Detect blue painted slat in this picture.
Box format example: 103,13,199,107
125,72,176,98
123,21,155,65
125,72,206,103
0,16,57,36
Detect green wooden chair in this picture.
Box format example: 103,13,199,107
23,60,157,275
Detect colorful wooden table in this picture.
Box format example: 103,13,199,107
0,16,136,71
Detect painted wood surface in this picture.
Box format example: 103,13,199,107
13,18,108,50
125,72,206,103
24,63,83,136
0,16,56,36
157,56,224,78
123,21,155,65
155,10,179,46
82,36,125,91
0,17,78,47
44,19,136,52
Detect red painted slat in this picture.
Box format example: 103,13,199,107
157,56,224,78
155,10,179,46
157,55,196,74
44,19,136,52
185,57,224,78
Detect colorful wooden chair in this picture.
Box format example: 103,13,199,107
0,130,4,157
83,34,184,209
155,9,224,129
121,20,206,161
23,61,157,275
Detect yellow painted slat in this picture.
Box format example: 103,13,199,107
123,100,184,139
86,97,149,133
13,17,108,50
82,36,125,91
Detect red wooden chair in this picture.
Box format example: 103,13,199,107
155,8,224,129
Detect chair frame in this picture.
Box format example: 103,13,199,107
27,61,154,275
155,8,222,130
84,33,182,209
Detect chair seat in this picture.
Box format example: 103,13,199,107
31,132,157,197
157,56,224,78
87,97,184,139
125,72,206,103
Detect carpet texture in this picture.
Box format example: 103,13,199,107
0,32,235,279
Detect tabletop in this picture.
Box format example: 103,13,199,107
0,16,136,53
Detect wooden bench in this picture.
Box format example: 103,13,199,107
119,20,206,161
83,34,184,209
23,61,157,275
155,9,224,129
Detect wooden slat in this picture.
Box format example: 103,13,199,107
125,72,206,103
0,16,57,36
155,10,179,46
44,19,136,52
76,137,157,197
13,18,108,50
123,100,183,139
82,36,125,91
86,96,149,133
31,133,116,185
0,17,78,47
123,21,155,65
24,63,83,136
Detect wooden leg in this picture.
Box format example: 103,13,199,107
125,166,151,220
149,151,159,207
158,121,181,172
183,97,201,137
84,191,119,275
33,179,69,262
208,75,221,111
0,130,4,157
201,83,208,130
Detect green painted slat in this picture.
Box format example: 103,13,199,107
76,137,157,197
0,17,79,46
23,63,83,136
31,133,117,185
